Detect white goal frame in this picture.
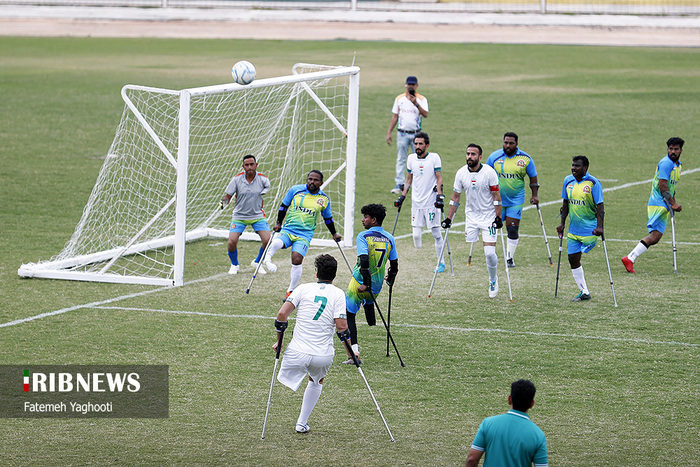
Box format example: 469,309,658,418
18,64,360,287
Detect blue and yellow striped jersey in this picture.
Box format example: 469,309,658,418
486,149,537,206
352,226,398,294
649,155,681,208
280,184,333,241
561,173,604,237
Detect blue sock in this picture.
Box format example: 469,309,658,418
228,250,238,265
254,246,265,263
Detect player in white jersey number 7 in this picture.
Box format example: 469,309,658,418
271,254,348,434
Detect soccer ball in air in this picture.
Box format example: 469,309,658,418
231,60,256,85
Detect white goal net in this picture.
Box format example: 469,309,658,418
19,63,360,286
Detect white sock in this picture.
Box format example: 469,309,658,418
628,242,648,262
431,226,444,262
571,266,589,294
507,238,518,261
265,238,284,261
289,264,303,292
351,343,359,355
297,380,323,426
412,227,423,248
484,245,498,281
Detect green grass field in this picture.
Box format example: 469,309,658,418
1,37,698,465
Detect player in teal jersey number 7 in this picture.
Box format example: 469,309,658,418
344,204,398,363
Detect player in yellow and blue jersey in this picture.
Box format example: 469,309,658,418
486,132,539,267
556,156,604,302
343,204,398,364
264,170,342,299
622,137,684,273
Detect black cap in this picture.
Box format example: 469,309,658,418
406,76,418,85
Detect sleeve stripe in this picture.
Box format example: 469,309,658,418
470,445,485,452
490,185,500,191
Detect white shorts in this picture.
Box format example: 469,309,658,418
277,347,334,391
411,206,440,229
465,220,497,244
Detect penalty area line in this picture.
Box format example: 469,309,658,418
0,273,228,329
80,305,700,348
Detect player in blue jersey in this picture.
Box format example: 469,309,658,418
466,379,548,467
264,170,342,299
486,132,539,267
344,204,398,363
556,156,604,302
622,137,684,273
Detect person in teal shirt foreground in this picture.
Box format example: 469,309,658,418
466,379,548,467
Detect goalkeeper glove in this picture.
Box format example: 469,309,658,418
492,215,503,229
434,194,445,210
219,198,229,210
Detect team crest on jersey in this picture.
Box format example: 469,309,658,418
316,198,325,207
583,185,591,193
517,159,526,167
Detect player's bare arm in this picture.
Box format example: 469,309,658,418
659,179,682,211
441,192,461,229
593,202,604,236
529,175,540,205
334,318,348,334
272,301,295,351
557,199,569,237
401,173,413,197
465,448,484,467
492,189,502,219
220,193,233,209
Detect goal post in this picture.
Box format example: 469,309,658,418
19,63,360,287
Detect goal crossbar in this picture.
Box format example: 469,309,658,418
18,63,360,287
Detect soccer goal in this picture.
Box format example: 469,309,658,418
18,63,360,287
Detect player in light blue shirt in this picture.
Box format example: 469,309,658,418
557,155,604,302
466,379,548,467
344,204,398,363
486,132,539,267
264,170,342,299
622,137,684,273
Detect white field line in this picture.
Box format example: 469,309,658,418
87,305,698,348
3,169,697,331
0,273,227,329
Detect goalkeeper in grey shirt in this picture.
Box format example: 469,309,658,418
220,154,272,275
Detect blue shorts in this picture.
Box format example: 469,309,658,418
567,234,598,254
229,218,270,234
503,204,524,221
647,205,669,234
345,277,375,314
278,230,310,257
